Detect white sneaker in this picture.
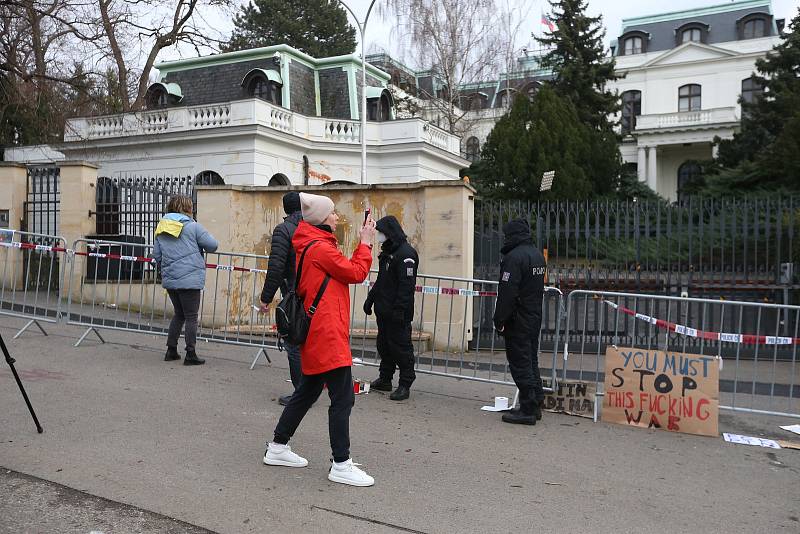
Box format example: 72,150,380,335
263,442,308,468
328,459,374,487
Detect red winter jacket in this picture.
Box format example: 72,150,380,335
292,221,373,375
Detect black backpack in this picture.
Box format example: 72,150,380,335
275,240,330,346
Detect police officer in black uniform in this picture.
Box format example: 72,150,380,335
493,218,547,425
363,216,418,401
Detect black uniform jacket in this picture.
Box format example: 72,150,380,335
365,216,419,323
261,211,302,303
493,219,546,334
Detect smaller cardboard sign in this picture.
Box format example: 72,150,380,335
541,378,595,419
602,347,719,437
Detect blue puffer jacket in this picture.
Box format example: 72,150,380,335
152,213,219,290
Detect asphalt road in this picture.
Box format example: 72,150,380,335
0,316,798,534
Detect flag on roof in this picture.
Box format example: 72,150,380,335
541,12,555,32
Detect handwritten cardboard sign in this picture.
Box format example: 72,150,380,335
602,347,719,437
542,378,595,418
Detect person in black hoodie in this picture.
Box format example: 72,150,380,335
363,216,418,401
493,218,547,425
260,192,303,406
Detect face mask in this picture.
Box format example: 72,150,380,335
376,231,387,244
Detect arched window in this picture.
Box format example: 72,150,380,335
366,87,395,122
144,82,182,109
464,137,480,163
241,69,283,105
744,18,766,38
675,22,708,45
523,83,539,103
618,30,649,56
678,84,701,112
625,36,642,54
496,89,516,108
195,171,224,186
682,28,701,43
621,90,642,134
268,173,290,186
741,77,764,105
677,162,702,201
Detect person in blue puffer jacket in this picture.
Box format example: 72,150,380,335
152,194,218,365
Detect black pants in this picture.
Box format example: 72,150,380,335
376,316,416,388
273,365,354,463
504,316,544,415
166,289,201,351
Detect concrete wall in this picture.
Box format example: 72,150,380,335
195,181,476,347
0,163,28,288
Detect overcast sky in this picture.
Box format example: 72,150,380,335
157,0,800,67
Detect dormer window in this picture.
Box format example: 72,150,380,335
365,87,394,122
496,89,517,108
625,36,643,54
675,22,709,45
618,31,649,56
738,13,772,40
682,29,701,43
144,82,183,109
240,68,283,105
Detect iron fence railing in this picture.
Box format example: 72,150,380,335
474,197,800,293
92,175,195,248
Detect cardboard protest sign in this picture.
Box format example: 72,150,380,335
602,347,719,437
542,378,595,418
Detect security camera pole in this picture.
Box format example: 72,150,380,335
337,0,377,185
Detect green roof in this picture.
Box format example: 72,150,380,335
621,0,771,31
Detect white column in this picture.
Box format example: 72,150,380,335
637,146,647,183
647,146,658,192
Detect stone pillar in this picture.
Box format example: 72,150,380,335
0,163,29,289
637,146,647,183
646,146,658,193
58,161,99,299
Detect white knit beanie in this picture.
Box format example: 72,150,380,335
299,192,335,226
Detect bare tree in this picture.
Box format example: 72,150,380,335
92,0,234,111
381,0,533,136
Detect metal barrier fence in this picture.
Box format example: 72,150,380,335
0,229,66,338
562,290,800,420
347,270,564,393
64,238,276,361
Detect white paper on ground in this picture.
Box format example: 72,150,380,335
779,424,800,436
723,433,781,449
480,405,511,412
481,396,510,412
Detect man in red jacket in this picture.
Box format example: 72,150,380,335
263,192,377,487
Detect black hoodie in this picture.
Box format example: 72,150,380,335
493,218,546,332
365,216,419,322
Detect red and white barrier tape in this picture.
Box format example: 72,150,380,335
361,279,497,297
3,242,498,294
604,300,800,346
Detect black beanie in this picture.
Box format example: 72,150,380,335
282,191,301,215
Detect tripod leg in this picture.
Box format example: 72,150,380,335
13,319,48,340
0,333,43,433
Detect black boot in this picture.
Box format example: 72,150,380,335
278,394,293,406
164,347,180,361
370,377,392,391
184,350,205,366
389,385,410,401
533,400,543,421
502,408,536,425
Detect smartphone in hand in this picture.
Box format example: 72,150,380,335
363,207,371,227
